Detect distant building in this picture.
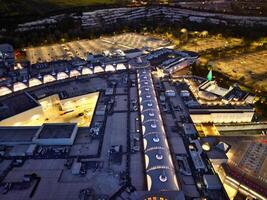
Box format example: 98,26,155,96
146,48,198,74
0,44,15,76
0,44,15,67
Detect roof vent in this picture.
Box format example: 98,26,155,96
159,175,168,182
151,123,157,128
147,103,152,107
153,137,160,143
156,154,163,160
143,71,146,74
146,95,151,98
145,88,149,91
149,112,154,117
144,82,148,85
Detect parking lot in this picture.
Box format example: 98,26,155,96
211,50,267,92
181,35,243,53
26,33,170,64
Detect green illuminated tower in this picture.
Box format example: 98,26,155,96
207,70,212,81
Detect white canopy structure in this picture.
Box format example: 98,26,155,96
29,78,42,87
137,68,179,191
105,64,115,72
0,86,12,96
13,82,27,92
94,66,104,73
43,75,56,83
57,72,69,80
70,70,81,77
116,63,126,70
82,67,93,75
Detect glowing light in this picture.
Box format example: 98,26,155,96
82,67,93,75
13,82,27,92
43,75,56,83
202,142,211,151
94,66,104,73
29,78,42,87
70,70,81,77
116,63,126,70
0,87,12,96
31,114,40,120
57,72,68,80
105,64,115,72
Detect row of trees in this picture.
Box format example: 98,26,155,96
2,10,267,48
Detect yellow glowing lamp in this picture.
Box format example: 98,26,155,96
202,142,211,151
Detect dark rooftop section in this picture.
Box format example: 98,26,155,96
180,50,199,58
94,54,105,58
123,48,142,54
0,92,39,121
0,127,38,143
38,124,76,139
206,148,228,160
189,104,254,112
0,44,13,51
